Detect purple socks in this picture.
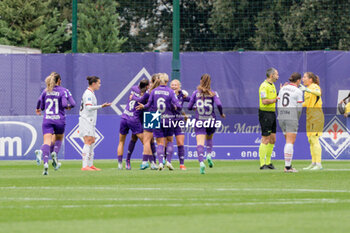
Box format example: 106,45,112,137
166,142,173,163
197,145,204,162
206,139,213,155
178,145,185,165
126,140,136,162
142,154,151,162
41,144,50,164
156,145,165,163
150,141,157,163
54,140,62,154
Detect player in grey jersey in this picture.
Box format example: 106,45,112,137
277,72,303,173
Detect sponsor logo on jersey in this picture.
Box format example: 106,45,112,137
320,116,350,159
111,67,152,115
143,111,161,129
0,121,37,157
66,124,104,154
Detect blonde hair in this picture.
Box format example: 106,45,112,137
159,73,169,85
197,73,214,97
150,78,161,92
45,72,60,92
170,79,181,87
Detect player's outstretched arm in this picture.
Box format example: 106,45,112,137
299,84,321,96
137,91,153,110
101,102,111,108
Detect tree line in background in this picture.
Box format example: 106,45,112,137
0,0,349,53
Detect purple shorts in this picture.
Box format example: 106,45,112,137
174,125,185,136
42,121,65,135
153,126,174,138
144,128,153,133
119,118,143,135
194,126,216,136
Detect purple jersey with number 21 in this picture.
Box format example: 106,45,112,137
37,86,74,134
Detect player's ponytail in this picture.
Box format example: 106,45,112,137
87,76,100,85
150,78,161,92
288,72,301,83
151,73,160,84
197,73,214,97
315,75,320,86
45,72,60,92
305,72,320,85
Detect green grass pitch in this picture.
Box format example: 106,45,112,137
1,160,350,233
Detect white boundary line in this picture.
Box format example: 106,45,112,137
1,186,350,193
0,199,349,209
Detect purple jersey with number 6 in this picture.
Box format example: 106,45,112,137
143,85,181,121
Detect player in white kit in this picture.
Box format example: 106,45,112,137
277,72,303,173
79,76,111,171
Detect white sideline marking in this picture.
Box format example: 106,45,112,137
185,145,260,148
0,197,347,202
1,186,350,193
324,169,350,171
0,197,227,201
0,199,349,209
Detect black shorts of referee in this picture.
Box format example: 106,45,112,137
258,110,276,136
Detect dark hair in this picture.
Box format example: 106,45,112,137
87,76,100,85
305,72,320,85
139,79,149,94
289,72,301,83
266,68,277,78
197,73,214,97
343,92,350,103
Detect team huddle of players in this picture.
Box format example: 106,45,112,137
116,73,225,174
35,68,323,175
35,72,224,175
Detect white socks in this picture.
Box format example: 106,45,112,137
82,144,91,168
284,143,294,167
87,143,95,167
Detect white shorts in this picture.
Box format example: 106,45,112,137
78,118,96,137
278,119,299,134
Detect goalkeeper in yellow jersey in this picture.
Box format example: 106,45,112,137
299,72,324,170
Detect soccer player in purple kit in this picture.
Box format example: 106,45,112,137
170,79,190,170
188,74,225,174
117,79,149,170
132,74,160,170
137,73,182,170
35,72,76,175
